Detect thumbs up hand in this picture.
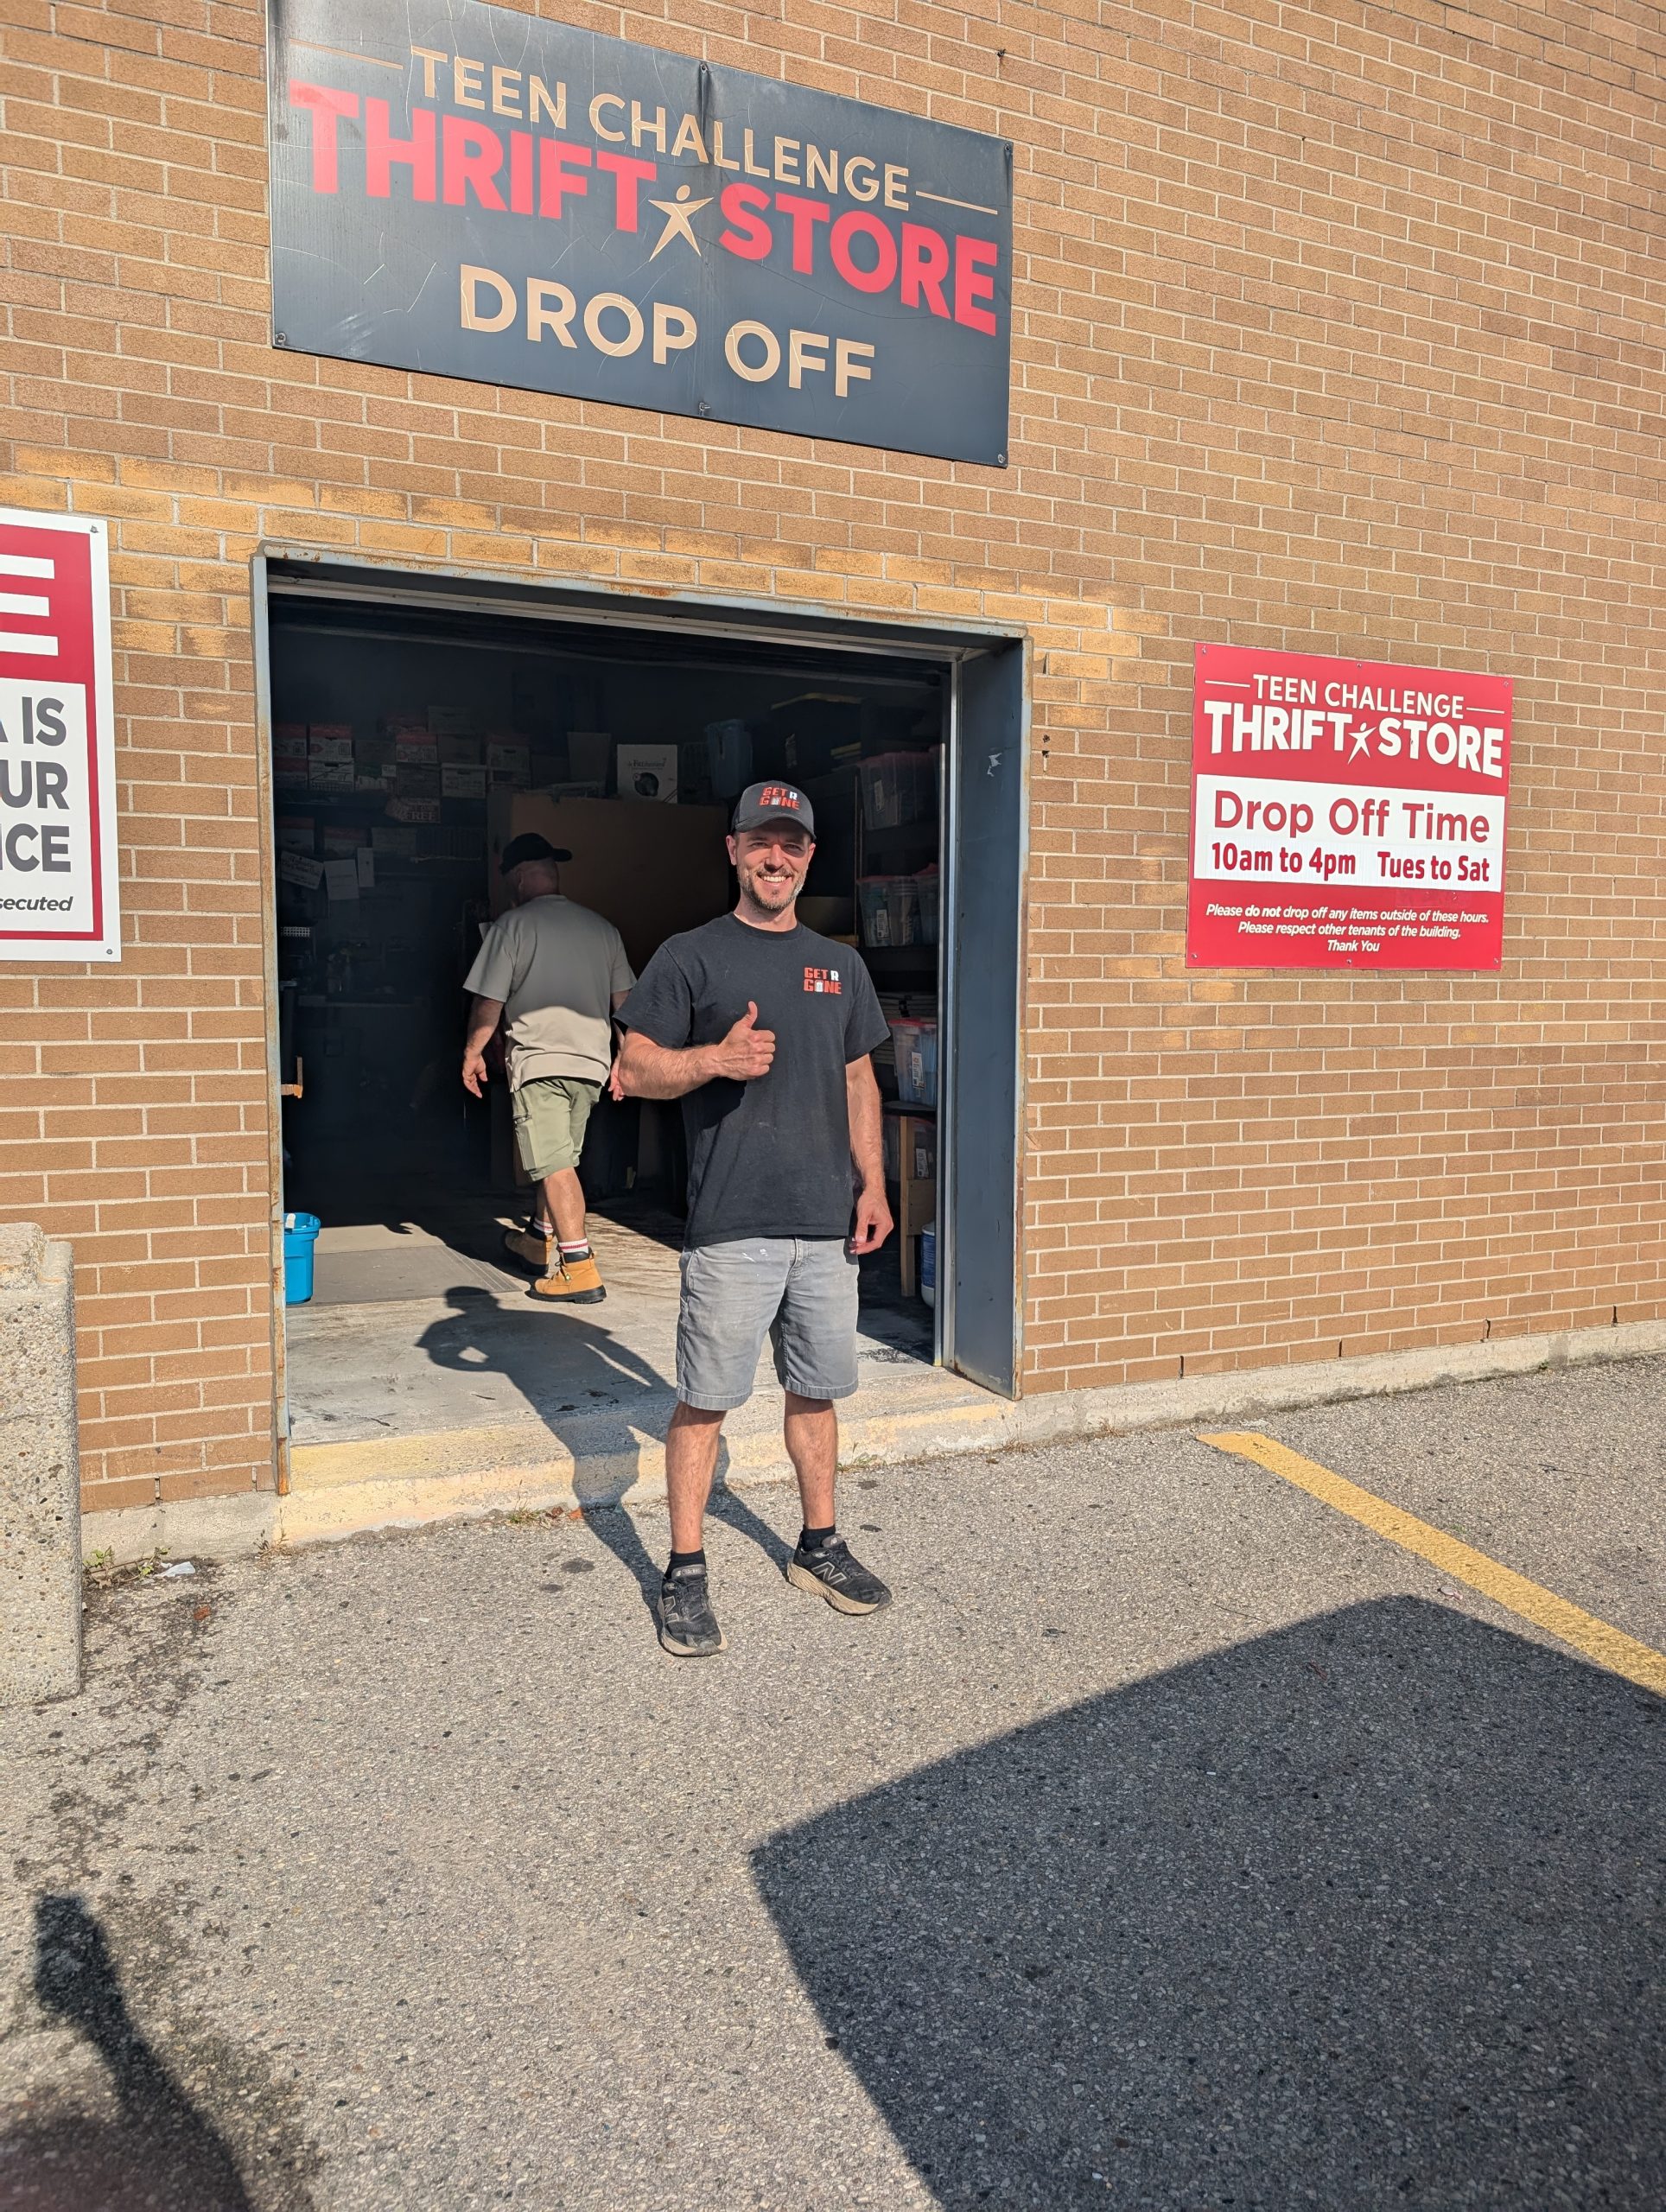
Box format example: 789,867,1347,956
714,1001,776,1081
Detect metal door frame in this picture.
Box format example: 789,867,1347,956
251,547,1030,1414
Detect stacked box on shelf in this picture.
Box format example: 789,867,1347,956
859,749,938,831
487,740,530,787
858,874,922,948
888,1016,938,1108
915,864,940,944
881,1116,936,1182
308,722,354,793
906,1117,938,1179
353,730,397,793
397,725,441,798
273,722,308,791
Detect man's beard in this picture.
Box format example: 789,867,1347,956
746,869,798,910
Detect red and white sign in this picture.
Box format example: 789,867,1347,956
1187,644,1512,970
0,510,119,962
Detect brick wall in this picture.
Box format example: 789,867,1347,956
2,0,1662,1510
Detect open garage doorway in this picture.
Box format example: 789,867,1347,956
257,559,1025,1494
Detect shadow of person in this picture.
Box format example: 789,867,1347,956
416,1286,793,1603
1,1893,257,2209
754,1599,1666,2211
417,1283,669,1438
707,1482,794,1572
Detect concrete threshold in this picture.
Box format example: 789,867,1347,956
80,1313,1666,1564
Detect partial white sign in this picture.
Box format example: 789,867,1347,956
0,510,119,962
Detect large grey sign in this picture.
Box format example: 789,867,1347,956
266,1,1012,465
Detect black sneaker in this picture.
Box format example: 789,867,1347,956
655,1564,726,1657
786,1534,892,1616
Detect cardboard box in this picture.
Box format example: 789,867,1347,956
308,761,354,792
567,731,611,785
429,706,480,739
910,1120,938,1181
308,735,353,764
617,742,677,802
486,741,530,783
442,764,487,800
396,738,437,765
489,791,728,973
275,816,315,855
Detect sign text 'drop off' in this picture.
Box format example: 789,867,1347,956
267,0,1012,465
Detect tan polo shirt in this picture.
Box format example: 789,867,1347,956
463,896,635,1089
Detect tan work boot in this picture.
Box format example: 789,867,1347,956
502,1221,553,1273
529,1249,606,1306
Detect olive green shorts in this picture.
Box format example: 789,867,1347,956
512,1075,601,1180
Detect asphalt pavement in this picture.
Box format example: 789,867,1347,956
1,1355,1662,2209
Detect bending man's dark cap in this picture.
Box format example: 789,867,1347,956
499,832,573,874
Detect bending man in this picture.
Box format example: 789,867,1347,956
462,833,633,1305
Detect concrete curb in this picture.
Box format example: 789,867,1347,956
79,1314,1666,1564
1,1224,81,1704
1004,1315,1666,1446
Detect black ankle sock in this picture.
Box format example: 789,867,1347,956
667,1548,706,1574
799,1524,836,1553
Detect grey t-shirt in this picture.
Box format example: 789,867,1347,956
463,896,634,1088
619,914,889,1246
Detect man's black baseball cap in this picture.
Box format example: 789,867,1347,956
731,781,816,840
499,832,572,874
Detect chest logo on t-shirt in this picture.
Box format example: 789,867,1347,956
804,966,842,995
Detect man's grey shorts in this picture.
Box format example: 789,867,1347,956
677,1237,860,1411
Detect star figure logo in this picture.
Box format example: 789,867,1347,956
647,184,713,260
1348,721,1376,761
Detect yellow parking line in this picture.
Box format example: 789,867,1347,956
1199,1429,1666,1698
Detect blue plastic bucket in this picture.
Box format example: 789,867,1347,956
919,1223,936,1309
283,1211,321,1305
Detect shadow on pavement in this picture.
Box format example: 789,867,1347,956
420,1284,794,1606
577,1485,795,1617
0,1894,257,2209
417,1281,670,1435
754,1599,1665,2210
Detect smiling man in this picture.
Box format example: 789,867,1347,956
614,779,895,1658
